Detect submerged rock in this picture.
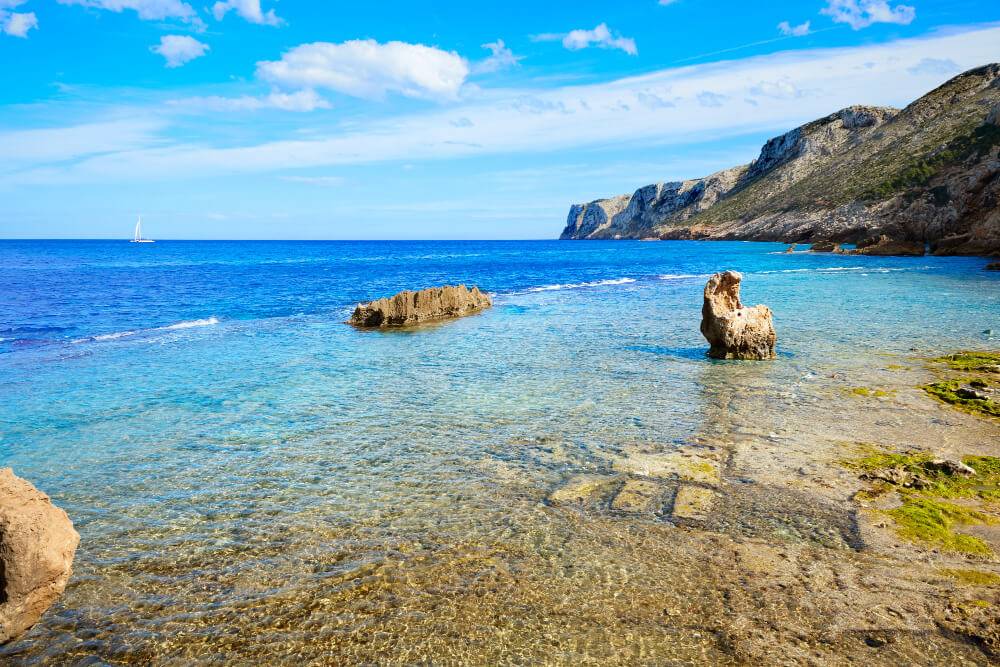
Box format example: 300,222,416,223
348,284,491,328
611,479,664,513
672,485,715,521
784,244,796,253
0,469,79,644
700,271,777,360
987,262,1000,271
548,475,621,507
851,235,925,256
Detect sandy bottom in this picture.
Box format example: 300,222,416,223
5,353,999,666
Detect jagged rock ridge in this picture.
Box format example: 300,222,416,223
561,65,1000,256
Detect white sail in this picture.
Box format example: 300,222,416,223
130,215,154,243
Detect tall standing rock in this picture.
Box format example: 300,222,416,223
0,468,79,644
700,271,777,360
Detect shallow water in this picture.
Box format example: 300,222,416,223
0,240,997,663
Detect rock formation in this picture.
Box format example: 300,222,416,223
348,284,491,328
700,272,776,360
784,244,796,253
809,241,841,253
0,469,79,644
849,235,925,256
561,64,1000,256
986,261,1000,270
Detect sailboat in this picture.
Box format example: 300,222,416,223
130,216,155,243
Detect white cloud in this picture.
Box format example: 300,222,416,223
2,10,36,36
280,175,345,186
256,40,470,101
777,20,811,37
57,0,199,22
211,0,281,26
748,78,803,99
559,23,637,55
152,34,209,68
907,57,960,76
0,118,165,166
696,91,727,107
168,89,330,112
6,25,998,186
473,39,521,74
821,0,915,30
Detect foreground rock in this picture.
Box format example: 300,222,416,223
348,285,491,328
700,271,777,360
850,235,925,256
0,469,79,644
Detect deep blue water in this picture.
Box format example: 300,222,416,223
0,239,997,663
2,239,996,353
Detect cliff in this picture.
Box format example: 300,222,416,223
561,64,1000,255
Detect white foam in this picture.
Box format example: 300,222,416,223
92,330,136,341
658,273,711,280
73,316,220,344
526,277,636,292
161,317,220,330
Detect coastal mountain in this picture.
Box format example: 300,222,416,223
560,64,1000,255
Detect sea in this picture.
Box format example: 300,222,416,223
0,239,997,663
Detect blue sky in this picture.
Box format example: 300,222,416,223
1,0,999,239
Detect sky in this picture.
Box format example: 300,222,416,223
0,0,999,240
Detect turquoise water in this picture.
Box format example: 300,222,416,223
0,240,997,663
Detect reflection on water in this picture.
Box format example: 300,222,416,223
0,242,997,663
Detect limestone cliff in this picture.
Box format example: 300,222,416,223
561,64,1000,256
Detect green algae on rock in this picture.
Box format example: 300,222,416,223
887,497,995,556
844,448,1000,555
848,387,894,398
923,379,1000,418
939,568,1000,586
932,351,1000,372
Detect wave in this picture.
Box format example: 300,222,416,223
658,273,712,280
162,317,220,330
525,277,636,293
74,317,220,344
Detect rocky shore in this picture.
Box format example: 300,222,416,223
560,64,1000,256
535,349,1000,663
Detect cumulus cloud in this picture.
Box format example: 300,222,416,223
152,34,209,68
6,25,999,186
821,0,915,30
256,40,470,101
211,0,281,26
473,39,521,74
57,0,199,22
169,89,330,112
0,0,36,37
560,23,637,55
2,10,36,36
778,20,811,37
